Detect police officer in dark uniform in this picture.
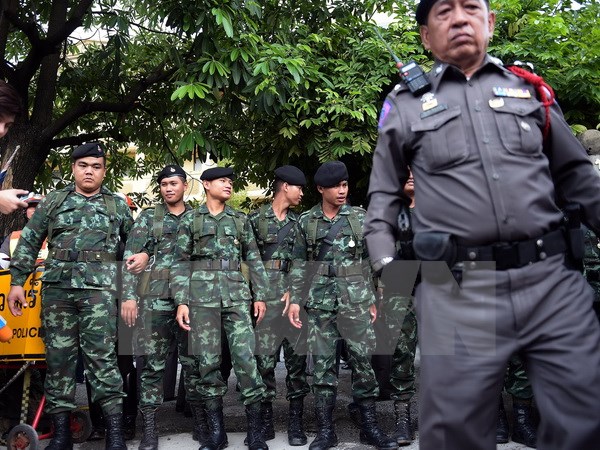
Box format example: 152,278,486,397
365,1,600,449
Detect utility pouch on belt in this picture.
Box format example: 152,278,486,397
136,271,152,297
413,232,456,267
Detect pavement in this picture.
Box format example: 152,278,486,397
2,351,530,450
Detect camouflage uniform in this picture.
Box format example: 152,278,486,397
122,203,192,408
10,184,133,415
248,204,310,402
172,204,269,405
503,355,533,400
289,203,378,399
583,226,600,321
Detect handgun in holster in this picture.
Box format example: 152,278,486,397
563,203,585,272
397,205,415,260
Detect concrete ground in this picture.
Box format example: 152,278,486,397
2,351,530,450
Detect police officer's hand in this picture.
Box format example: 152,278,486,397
7,285,26,316
369,303,377,324
121,299,138,327
176,305,191,331
126,252,149,274
253,301,266,324
281,291,290,316
0,189,29,215
288,304,302,329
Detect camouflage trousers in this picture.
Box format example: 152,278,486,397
179,304,266,405
41,287,124,415
254,300,309,402
377,295,418,402
504,353,533,400
307,305,378,399
135,297,179,408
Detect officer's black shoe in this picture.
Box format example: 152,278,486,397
46,412,73,450
496,397,509,444
392,400,414,446
123,414,136,440
308,395,338,450
190,403,209,444
199,398,228,450
261,402,275,441
138,408,158,450
356,398,397,450
511,399,538,448
105,413,127,450
287,397,307,446
347,401,361,427
245,402,269,450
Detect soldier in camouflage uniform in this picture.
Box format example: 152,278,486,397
248,165,310,446
172,166,270,450
7,143,133,450
121,165,192,450
377,172,418,446
287,161,396,450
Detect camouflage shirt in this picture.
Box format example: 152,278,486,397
172,204,271,307
289,203,376,310
122,203,193,301
247,203,300,303
583,226,600,302
10,184,133,290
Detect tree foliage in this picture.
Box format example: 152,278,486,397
0,0,598,233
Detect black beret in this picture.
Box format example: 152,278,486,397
416,0,489,24
157,164,187,183
200,167,236,181
274,165,306,186
71,142,105,161
314,161,348,188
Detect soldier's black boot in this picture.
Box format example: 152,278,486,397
357,398,397,450
199,398,228,450
308,395,338,450
138,407,158,450
496,396,509,444
189,403,209,444
245,402,268,450
347,401,361,427
287,397,307,446
392,400,414,446
105,413,127,450
261,402,275,441
46,412,73,450
123,414,137,441
511,399,538,448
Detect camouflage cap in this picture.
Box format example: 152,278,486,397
274,165,306,186
71,142,105,161
200,167,236,181
157,164,186,183
314,161,348,188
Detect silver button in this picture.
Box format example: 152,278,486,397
483,138,490,143
539,252,547,260
469,251,477,260
469,262,477,269
520,121,531,132
536,239,543,247
475,106,481,112
435,66,442,74
492,173,499,180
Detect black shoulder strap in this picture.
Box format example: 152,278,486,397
315,216,347,261
262,220,295,261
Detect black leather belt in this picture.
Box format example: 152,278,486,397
49,249,115,262
315,263,363,278
263,260,290,272
193,259,241,271
456,229,566,270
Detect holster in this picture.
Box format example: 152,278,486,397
413,232,456,266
